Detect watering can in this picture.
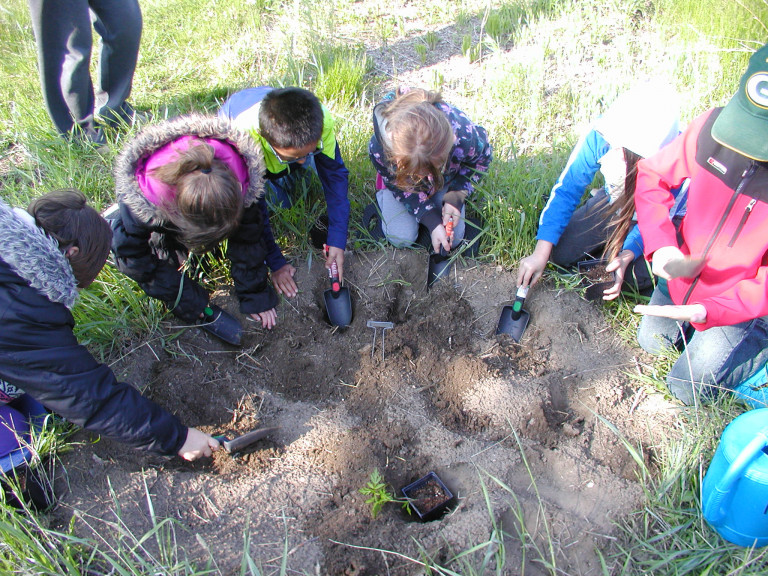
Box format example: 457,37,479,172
702,408,768,547
732,363,768,409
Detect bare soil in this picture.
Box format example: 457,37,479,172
52,249,678,575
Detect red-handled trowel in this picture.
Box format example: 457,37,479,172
323,245,352,327
214,426,279,454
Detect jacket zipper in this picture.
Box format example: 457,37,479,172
682,163,757,305
727,198,757,247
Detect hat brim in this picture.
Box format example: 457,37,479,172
712,98,768,162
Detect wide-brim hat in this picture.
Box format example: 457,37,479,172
594,80,680,158
712,43,768,162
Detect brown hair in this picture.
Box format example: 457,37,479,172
259,87,323,149
151,141,243,252
603,148,643,261
27,189,112,288
380,88,454,195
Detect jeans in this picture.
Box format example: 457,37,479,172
28,0,142,136
637,287,768,405
375,187,465,249
265,156,317,210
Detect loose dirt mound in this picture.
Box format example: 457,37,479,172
54,249,677,575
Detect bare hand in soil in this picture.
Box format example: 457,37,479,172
633,303,707,323
271,263,298,297
602,250,634,301
517,240,553,288
178,427,220,461
249,308,277,330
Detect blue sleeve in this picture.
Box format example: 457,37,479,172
537,128,610,246
623,225,644,257
314,142,350,250
259,198,289,271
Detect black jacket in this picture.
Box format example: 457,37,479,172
0,199,187,456
111,114,278,322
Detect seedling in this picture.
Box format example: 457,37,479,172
359,469,411,518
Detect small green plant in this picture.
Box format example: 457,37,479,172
462,34,482,63
423,30,439,50
359,469,411,518
414,43,428,64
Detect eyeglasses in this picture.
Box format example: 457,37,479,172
266,139,323,165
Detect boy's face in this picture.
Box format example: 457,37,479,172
269,140,321,165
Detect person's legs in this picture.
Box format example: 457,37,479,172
667,317,768,405
89,0,143,126
636,285,688,354
0,394,54,511
376,188,419,247
0,403,31,471
265,179,294,210
27,0,98,137
265,156,318,210
551,193,610,267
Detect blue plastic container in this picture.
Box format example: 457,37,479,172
733,363,768,409
702,408,768,547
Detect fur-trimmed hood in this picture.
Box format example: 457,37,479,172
113,114,266,225
0,198,78,309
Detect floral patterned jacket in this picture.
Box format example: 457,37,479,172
368,92,492,232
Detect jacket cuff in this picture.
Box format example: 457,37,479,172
442,190,466,211
239,287,279,316
170,279,209,323
419,209,442,233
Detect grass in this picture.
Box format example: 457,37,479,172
1,0,767,573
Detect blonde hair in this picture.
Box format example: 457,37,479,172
380,89,454,194
151,141,243,251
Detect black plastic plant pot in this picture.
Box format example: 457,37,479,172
401,471,454,522
577,258,616,302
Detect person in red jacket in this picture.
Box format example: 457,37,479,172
633,42,768,405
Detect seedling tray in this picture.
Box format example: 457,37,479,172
577,259,616,302
401,471,454,521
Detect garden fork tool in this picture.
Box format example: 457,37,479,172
367,320,394,361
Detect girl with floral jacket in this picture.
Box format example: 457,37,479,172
368,88,492,253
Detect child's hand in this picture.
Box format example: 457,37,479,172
602,250,634,301
517,240,553,288
634,303,707,324
250,308,277,330
325,246,345,282
272,264,298,297
431,224,451,253
442,203,461,226
178,428,220,461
